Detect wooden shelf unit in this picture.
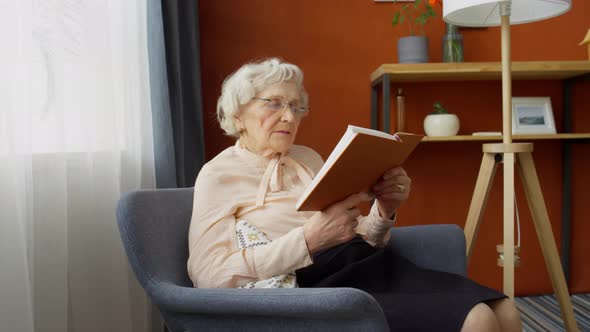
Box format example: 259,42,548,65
369,60,590,284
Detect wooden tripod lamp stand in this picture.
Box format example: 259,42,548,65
442,0,579,331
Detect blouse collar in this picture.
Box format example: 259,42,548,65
234,140,313,207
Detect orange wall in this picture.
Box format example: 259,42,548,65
198,1,590,295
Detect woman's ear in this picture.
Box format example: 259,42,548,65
234,114,243,131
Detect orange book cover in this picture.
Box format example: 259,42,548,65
296,125,423,211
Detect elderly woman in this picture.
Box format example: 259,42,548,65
187,58,522,331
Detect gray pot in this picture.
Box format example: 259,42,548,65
397,36,429,64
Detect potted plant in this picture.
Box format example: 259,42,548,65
423,102,460,136
392,0,440,63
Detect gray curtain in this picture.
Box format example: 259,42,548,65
161,0,207,188
148,0,177,189
148,0,206,190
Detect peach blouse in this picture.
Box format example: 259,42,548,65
187,141,396,288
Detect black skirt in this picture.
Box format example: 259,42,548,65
295,237,506,332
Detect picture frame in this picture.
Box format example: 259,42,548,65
511,97,556,135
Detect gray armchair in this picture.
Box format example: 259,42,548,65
116,188,466,331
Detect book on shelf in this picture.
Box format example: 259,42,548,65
295,125,423,212
472,131,502,136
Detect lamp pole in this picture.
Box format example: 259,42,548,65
500,1,516,298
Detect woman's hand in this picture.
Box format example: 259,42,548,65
303,192,373,255
372,166,411,219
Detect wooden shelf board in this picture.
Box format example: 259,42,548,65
421,133,590,142
370,61,590,83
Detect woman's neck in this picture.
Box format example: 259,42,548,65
239,138,283,158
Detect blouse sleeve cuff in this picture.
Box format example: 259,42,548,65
295,226,314,266
369,201,397,226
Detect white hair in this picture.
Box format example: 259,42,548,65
216,58,309,137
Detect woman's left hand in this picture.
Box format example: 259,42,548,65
371,166,411,219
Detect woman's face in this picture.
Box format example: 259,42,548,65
235,81,307,157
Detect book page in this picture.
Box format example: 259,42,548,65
348,125,401,141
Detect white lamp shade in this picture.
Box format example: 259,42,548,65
443,0,571,27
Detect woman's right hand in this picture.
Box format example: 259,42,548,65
302,192,374,255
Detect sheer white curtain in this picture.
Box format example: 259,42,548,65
0,1,156,331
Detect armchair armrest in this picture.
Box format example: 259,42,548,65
388,225,467,276
151,283,389,331
152,283,384,319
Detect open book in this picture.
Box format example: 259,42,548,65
295,125,423,211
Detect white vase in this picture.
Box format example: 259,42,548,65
423,114,460,136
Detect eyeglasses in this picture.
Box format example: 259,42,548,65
251,97,309,116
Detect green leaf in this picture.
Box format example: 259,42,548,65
416,14,427,25
392,12,401,25
432,102,449,114
427,5,435,16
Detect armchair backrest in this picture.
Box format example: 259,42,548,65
116,188,195,291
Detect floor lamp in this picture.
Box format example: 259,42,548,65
442,0,579,331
